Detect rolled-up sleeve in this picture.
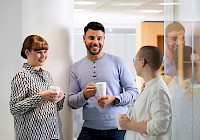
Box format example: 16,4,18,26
147,89,171,135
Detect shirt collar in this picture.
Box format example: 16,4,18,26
23,63,43,74
86,53,108,62
145,76,162,89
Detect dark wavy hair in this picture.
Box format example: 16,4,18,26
84,21,105,35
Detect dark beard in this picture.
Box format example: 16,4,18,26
86,44,102,55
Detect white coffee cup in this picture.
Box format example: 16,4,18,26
50,86,60,98
95,82,106,97
115,113,127,130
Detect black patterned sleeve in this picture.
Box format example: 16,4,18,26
10,72,44,115
57,96,65,111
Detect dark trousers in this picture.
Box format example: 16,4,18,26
78,127,126,140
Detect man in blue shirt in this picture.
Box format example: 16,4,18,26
165,22,185,78
68,21,138,140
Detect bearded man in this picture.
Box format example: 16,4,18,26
68,21,138,140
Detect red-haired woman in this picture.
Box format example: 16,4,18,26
10,35,65,140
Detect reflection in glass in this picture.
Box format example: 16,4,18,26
164,0,200,139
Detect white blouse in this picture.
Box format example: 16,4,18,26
126,76,172,140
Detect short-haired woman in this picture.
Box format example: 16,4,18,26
10,35,65,140
119,46,172,140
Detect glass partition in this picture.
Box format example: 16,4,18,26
164,0,200,139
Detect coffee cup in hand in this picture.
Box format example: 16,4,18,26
95,82,106,97
115,113,127,130
50,86,60,98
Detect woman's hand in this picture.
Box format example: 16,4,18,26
55,90,65,103
39,90,58,103
40,90,65,103
119,115,148,133
118,114,132,130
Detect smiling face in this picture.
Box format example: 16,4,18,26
25,49,48,70
165,30,185,54
83,29,105,56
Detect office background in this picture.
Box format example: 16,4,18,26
1,0,200,140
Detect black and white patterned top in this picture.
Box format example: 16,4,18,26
10,63,65,140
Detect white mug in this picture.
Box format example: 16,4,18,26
50,86,60,98
95,82,106,97
115,113,127,130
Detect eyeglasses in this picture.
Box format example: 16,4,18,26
133,57,148,63
133,57,141,63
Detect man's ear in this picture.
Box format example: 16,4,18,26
83,35,86,43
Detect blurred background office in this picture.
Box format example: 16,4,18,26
1,0,200,140
73,0,200,139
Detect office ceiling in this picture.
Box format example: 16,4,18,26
74,0,165,28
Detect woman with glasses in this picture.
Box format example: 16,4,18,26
119,46,172,140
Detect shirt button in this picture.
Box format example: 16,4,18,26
94,66,96,68
93,61,95,63
94,72,96,73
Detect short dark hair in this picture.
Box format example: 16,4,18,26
138,46,163,71
84,21,105,35
165,22,185,36
21,35,48,59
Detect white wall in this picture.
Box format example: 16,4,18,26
0,0,22,139
0,0,74,140
22,1,74,140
